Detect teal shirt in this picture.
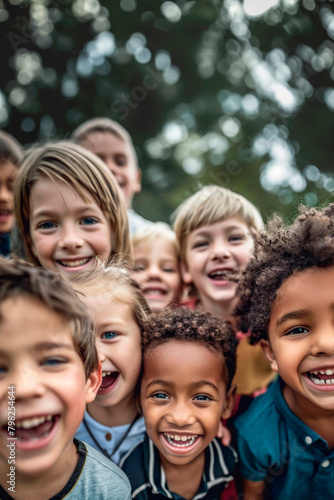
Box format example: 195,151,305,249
235,377,334,499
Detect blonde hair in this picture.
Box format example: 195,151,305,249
14,141,131,265
71,117,138,169
172,185,263,261
132,222,179,258
72,259,149,332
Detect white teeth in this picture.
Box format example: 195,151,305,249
16,415,52,429
59,259,90,268
326,369,334,376
310,376,334,385
102,371,112,377
164,434,198,448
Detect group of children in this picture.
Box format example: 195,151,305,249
0,119,333,500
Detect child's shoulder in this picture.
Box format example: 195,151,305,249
73,440,131,499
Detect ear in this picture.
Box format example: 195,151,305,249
85,360,102,404
181,261,192,285
222,384,236,420
260,340,278,372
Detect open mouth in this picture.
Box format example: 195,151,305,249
143,288,167,297
13,415,58,442
208,270,234,281
0,209,12,216
99,371,119,391
57,258,92,268
307,369,334,386
162,433,199,448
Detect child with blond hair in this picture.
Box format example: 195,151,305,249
132,222,182,311
73,261,150,464
173,185,275,397
14,141,130,275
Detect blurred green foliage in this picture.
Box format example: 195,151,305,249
1,0,334,223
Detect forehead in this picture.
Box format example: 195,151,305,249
269,267,334,327
83,131,132,154
189,216,250,238
134,237,178,259
0,295,75,352
143,340,225,382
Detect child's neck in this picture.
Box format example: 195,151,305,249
284,385,334,449
87,391,139,427
0,441,78,500
160,451,205,500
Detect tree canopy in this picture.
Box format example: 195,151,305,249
1,0,334,223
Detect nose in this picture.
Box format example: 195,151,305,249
311,326,334,356
0,185,11,202
165,400,197,428
146,264,163,280
12,365,45,402
210,240,231,260
58,223,84,250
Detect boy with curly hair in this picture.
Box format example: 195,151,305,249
121,307,238,499
234,205,334,499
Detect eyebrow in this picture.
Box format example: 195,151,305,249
276,309,308,327
0,342,74,357
145,379,219,392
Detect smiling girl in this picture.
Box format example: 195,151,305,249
14,141,130,275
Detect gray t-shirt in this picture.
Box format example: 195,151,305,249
0,440,131,500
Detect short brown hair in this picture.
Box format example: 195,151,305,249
14,141,131,264
172,185,263,262
72,259,150,333
0,257,98,378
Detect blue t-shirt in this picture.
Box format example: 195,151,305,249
234,377,334,500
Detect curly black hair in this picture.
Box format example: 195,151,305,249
236,204,334,344
142,307,237,389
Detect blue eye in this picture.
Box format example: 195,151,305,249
81,217,98,225
38,221,55,230
101,332,118,340
285,326,309,336
194,395,212,401
43,358,66,366
152,393,169,399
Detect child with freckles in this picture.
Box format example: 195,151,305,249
121,307,238,500
234,205,334,500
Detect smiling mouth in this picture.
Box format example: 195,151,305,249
208,270,238,282
307,369,334,385
100,371,119,390
57,258,91,268
143,288,167,296
163,433,198,448
13,415,57,441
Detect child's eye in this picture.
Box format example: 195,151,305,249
194,394,212,401
193,241,208,249
81,217,98,225
43,357,67,366
101,331,118,340
229,234,246,242
115,155,127,167
134,264,146,272
162,267,176,273
38,221,56,230
151,392,169,400
285,326,309,336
